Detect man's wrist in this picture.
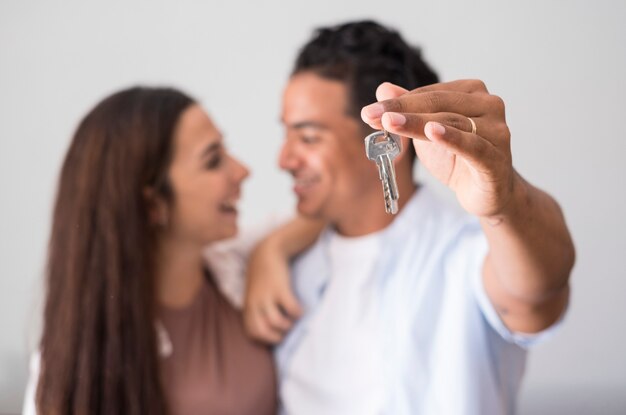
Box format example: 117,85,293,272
481,171,530,227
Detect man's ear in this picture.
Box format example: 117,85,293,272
143,187,169,227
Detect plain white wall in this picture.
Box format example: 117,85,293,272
1,0,625,413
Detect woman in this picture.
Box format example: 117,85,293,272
24,86,315,414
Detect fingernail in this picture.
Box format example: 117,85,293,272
385,112,406,126
363,103,385,119
428,122,446,136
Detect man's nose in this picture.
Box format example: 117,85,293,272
278,139,299,171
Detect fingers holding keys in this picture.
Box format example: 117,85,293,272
361,79,509,152
422,121,497,173
375,82,408,101
380,109,498,174
360,79,515,218
379,111,489,142
362,79,496,126
374,79,489,104
362,90,491,131
405,79,490,95
378,106,511,175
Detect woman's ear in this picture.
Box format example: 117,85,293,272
143,187,169,227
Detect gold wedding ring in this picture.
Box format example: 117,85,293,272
467,117,477,135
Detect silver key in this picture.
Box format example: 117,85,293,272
364,130,401,214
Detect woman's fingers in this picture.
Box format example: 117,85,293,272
278,288,303,319
250,311,285,344
263,301,294,332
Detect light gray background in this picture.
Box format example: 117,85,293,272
1,1,625,414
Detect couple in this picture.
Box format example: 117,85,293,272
25,20,574,415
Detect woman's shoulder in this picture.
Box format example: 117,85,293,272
203,213,291,309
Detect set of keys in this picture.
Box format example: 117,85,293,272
364,130,401,214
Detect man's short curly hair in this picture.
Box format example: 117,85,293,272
293,20,439,122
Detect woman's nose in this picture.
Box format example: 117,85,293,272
230,154,250,182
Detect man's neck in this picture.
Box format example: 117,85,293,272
334,179,417,237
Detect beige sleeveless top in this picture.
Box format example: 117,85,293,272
158,277,277,415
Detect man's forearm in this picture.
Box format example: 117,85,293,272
480,173,575,333
482,172,575,304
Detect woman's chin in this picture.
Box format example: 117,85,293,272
211,223,239,242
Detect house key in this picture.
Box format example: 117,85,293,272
364,130,401,214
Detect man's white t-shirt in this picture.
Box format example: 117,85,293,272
275,186,562,415
283,232,386,414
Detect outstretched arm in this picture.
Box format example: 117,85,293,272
362,80,575,333
479,172,573,333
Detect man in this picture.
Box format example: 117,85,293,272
245,20,574,414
